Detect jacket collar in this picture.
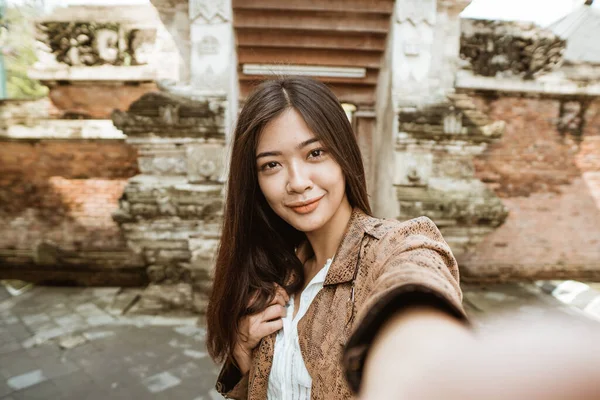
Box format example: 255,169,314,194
294,208,385,287
322,208,384,286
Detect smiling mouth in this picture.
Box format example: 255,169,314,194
287,195,324,214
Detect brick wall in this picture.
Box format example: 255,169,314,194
0,140,138,251
459,94,600,281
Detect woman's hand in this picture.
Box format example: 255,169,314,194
233,285,290,374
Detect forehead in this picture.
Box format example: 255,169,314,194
256,108,317,153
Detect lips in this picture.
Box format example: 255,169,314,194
287,195,325,214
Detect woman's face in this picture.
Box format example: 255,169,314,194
256,108,348,233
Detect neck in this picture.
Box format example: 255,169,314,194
304,197,353,277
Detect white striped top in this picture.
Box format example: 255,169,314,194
267,258,334,400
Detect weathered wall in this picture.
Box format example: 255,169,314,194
0,139,145,285
49,83,158,119
459,93,600,281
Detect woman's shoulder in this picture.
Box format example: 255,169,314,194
364,214,441,242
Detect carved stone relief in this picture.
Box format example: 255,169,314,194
396,0,436,25
138,156,187,176
394,152,433,186
36,22,157,66
189,23,231,92
186,143,225,183
129,29,157,65
460,19,565,79
196,35,220,56
189,0,230,24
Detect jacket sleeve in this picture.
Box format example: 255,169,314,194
342,216,470,393
215,359,249,399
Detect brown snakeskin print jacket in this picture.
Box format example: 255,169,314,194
216,208,468,399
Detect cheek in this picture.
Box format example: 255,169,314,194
321,162,345,194
258,175,283,206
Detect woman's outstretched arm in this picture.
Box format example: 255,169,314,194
361,306,600,400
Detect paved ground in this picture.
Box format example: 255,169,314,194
0,285,223,400
0,281,599,399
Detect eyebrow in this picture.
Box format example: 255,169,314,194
255,137,320,160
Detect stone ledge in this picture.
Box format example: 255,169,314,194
0,120,126,140
29,65,158,83
456,70,600,96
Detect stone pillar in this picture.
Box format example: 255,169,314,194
392,0,470,106
112,0,236,312
112,92,227,312
381,0,509,257
151,0,237,135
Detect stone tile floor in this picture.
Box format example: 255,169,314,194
0,281,599,399
0,285,223,400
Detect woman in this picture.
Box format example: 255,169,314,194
206,77,600,400
206,76,468,399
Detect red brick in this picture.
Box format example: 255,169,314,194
460,94,600,281
0,140,138,251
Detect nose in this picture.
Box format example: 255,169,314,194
286,161,313,194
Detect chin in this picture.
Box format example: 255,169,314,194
282,209,330,233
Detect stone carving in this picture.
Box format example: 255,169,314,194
112,92,226,137
129,29,157,65
189,22,231,93
558,99,591,138
396,0,436,25
189,0,230,24
95,28,119,64
186,143,225,183
392,0,437,106
394,152,433,187
36,22,157,66
138,156,187,176
460,19,565,79
196,35,220,56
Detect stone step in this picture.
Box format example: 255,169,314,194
233,0,394,14
0,264,147,286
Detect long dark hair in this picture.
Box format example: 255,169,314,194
206,76,371,363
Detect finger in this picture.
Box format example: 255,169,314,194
261,304,287,322
258,318,284,337
274,284,290,302
269,291,287,308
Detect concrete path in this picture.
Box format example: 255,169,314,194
0,281,599,399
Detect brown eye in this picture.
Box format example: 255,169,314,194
261,161,280,171
308,149,325,159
